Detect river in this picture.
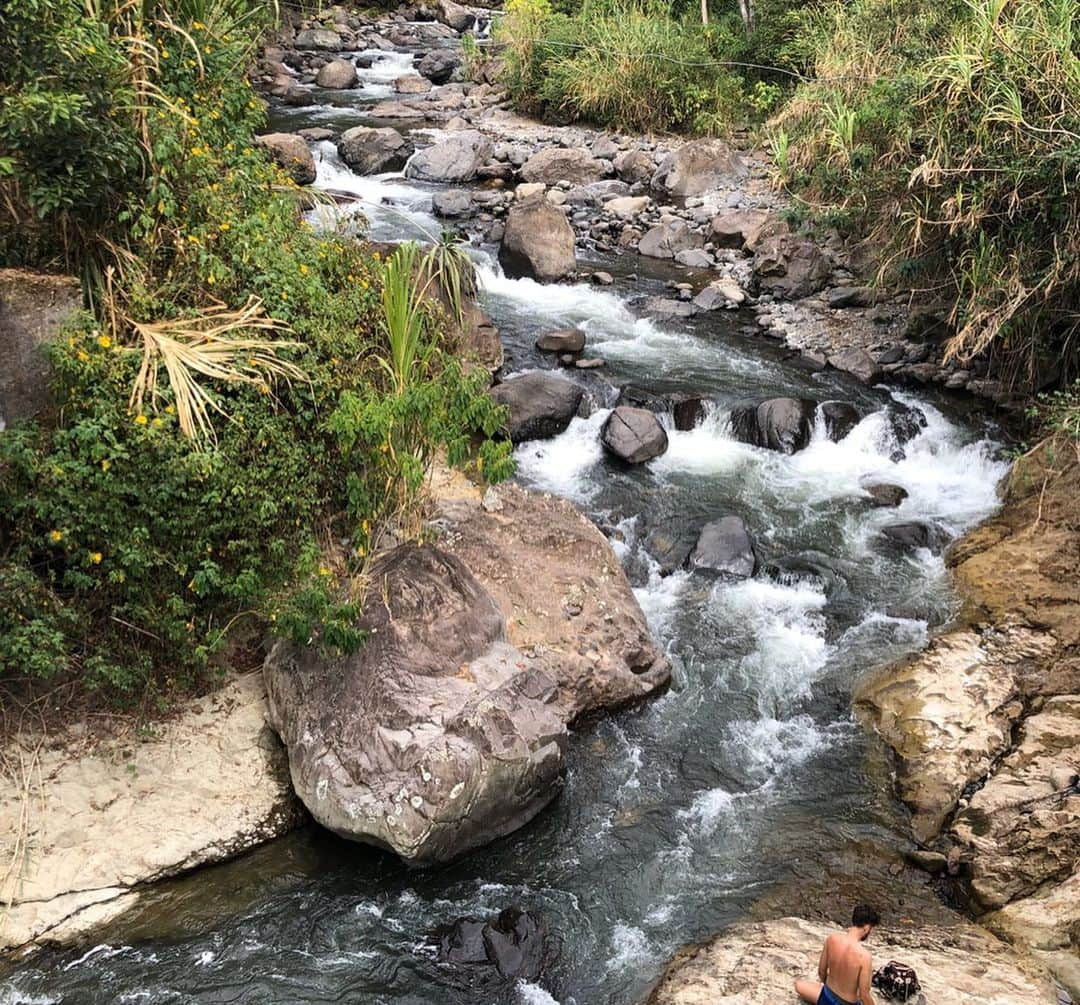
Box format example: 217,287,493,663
0,40,1010,1005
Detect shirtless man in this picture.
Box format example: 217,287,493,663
794,905,880,1005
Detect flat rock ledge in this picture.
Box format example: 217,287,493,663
0,674,302,954
856,448,1080,993
646,917,1061,1005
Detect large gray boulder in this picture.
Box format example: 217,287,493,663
435,0,475,30
651,139,748,197
600,406,668,464
688,516,756,578
536,328,586,354
828,346,882,385
613,148,655,184
709,208,771,249
499,199,576,282
729,397,817,454
753,234,831,299
255,132,316,185
418,49,461,84
294,28,344,50
489,371,584,442
406,131,494,183
265,482,671,865
337,126,413,175
0,269,81,428
637,219,704,259
520,148,606,186
264,546,567,864
315,58,358,89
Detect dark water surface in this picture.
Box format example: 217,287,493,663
0,46,1009,1005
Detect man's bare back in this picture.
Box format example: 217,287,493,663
795,905,880,1005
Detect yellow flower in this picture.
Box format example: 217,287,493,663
101,459,111,472
258,384,270,395
165,404,175,414
77,350,90,362
219,221,230,230
135,414,148,425
280,292,288,300
97,334,112,349
207,273,216,285
477,455,485,472
152,417,163,427
318,565,331,577
299,264,309,275
90,552,103,565
49,530,63,543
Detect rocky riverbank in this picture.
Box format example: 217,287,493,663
251,2,1023,408
857,444,1080,995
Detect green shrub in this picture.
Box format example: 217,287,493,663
0,1,513,698
775,0,1080,387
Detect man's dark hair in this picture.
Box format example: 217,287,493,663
852,905,881,928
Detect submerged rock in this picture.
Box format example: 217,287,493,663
878,520,951,553
499,199,576,282
688,516,756,578
646,917,1060,1005
729,397,817,454
601,406,669,464
488,371,584,442
819,400,860,442
862,481,909,508
437,907,549,980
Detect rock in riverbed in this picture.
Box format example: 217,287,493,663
728,397,817,454
488,371,584,442
337,126,413,175
255,133,316,185
265,482,670,863
499,198,577,282
405,130,493,183
601,406,668,464
688,516,756,578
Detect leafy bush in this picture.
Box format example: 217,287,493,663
775,0,1080,387
0,1,513,698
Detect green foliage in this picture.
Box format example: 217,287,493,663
0,0,513,698
497,0,753,133
775,0,1080,386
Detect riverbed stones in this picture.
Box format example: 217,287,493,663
520,147,606,186
829,346,882,384
337,126,413,175
879,520,950,553
437,907,549,980
688,516,756,578
753,234,831,299
536,328,586,354
406,130,493,183
0,269,81,428
0,674,302,951
488,372,584,442
431,188,474,218
728,397,817,454
693,278,745,310
435,0,474,30
614,148,655,184
499,198,576,282
294,27,344,50
418,49,460,84
646,917,1060,1005
638,219,704,259
650,138,747,197
601,406,668,464
673,395,708,430
394,74,432,94
264,545,568,864
315,57,358,89
254,132,316,185
709,208,770,249
604,195,651,219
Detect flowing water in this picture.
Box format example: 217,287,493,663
0,47,1011,1005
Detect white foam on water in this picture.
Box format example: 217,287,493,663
195,950,215,966
0,994,59,1005
605,924,655,977
517,982,561,1005
62,944,131,971
352,49,416,98
634,568,690,640
679,785,737,830
717,577,829,708
513,409,607,503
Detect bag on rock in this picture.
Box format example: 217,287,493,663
872,960,921,1002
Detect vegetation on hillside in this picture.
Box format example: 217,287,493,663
0,0,512,700
495,0,1079,397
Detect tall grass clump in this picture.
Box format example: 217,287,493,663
776,0,1080,387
